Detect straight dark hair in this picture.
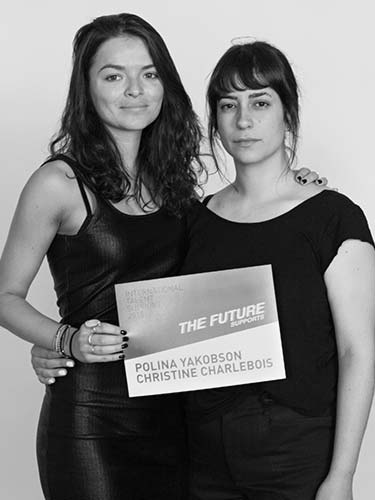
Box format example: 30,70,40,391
207,41,300,169
50,13,205,215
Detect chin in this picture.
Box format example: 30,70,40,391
118,118,156,131
233,152,264,165
232,145,283,166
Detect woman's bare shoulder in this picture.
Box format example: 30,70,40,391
33,159,76,187
206,185,233,208
25,159,78,198
18,159,80,217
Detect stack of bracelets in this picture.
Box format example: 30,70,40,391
53,324,78,359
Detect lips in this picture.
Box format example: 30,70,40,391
233,138,261,147
234,138,260,143
120,105,148,109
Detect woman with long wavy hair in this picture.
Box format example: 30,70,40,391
0,13,205,500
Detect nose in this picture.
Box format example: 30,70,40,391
236,107,253,129
124,77,143,98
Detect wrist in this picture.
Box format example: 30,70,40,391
328,466,355,480
53,324,69,356
53,323,75,358
67,326,79,360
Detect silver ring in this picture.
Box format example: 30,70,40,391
88,333,94,346
85,319,101,329
91,345,95,354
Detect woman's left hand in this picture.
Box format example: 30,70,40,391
315,472,353,500
294,167,328,186
31,345,75,384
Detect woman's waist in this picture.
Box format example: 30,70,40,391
185,362,338,421
47,361,181,409
41,384,186,438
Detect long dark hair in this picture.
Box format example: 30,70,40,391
50,13,205,215
207,41,300,169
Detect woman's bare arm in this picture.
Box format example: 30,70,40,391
0,163,126,362
316,240,375,499
0,165,67,347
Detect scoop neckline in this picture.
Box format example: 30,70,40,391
203,189,330,226
104,198,164,218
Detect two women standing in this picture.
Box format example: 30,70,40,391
1,12,374,500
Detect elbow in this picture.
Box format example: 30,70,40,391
0,291,20,327
0,292,10,325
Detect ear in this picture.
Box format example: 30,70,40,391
283,110,291,130
284,126,291,147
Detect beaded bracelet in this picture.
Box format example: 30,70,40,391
54,324,71,358
54,324,66,354
60,325,71,358
68,327,80,361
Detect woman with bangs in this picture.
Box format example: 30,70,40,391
181,41,375,499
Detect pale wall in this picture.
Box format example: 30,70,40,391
0,1,374,498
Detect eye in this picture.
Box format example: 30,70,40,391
219,102,236,111
144,72,159,79
105,74,122,82
254,101,270,109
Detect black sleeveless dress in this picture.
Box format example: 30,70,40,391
36,156,189,500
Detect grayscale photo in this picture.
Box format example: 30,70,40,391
0,1,374,499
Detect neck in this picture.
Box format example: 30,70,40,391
110,128,142,177
231,149,290,202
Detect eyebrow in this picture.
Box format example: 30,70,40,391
98,63,156,73
219,91,272,100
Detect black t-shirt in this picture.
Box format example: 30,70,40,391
181,190,374,419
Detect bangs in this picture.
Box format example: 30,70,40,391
210,49,274,99
207,40,300,167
